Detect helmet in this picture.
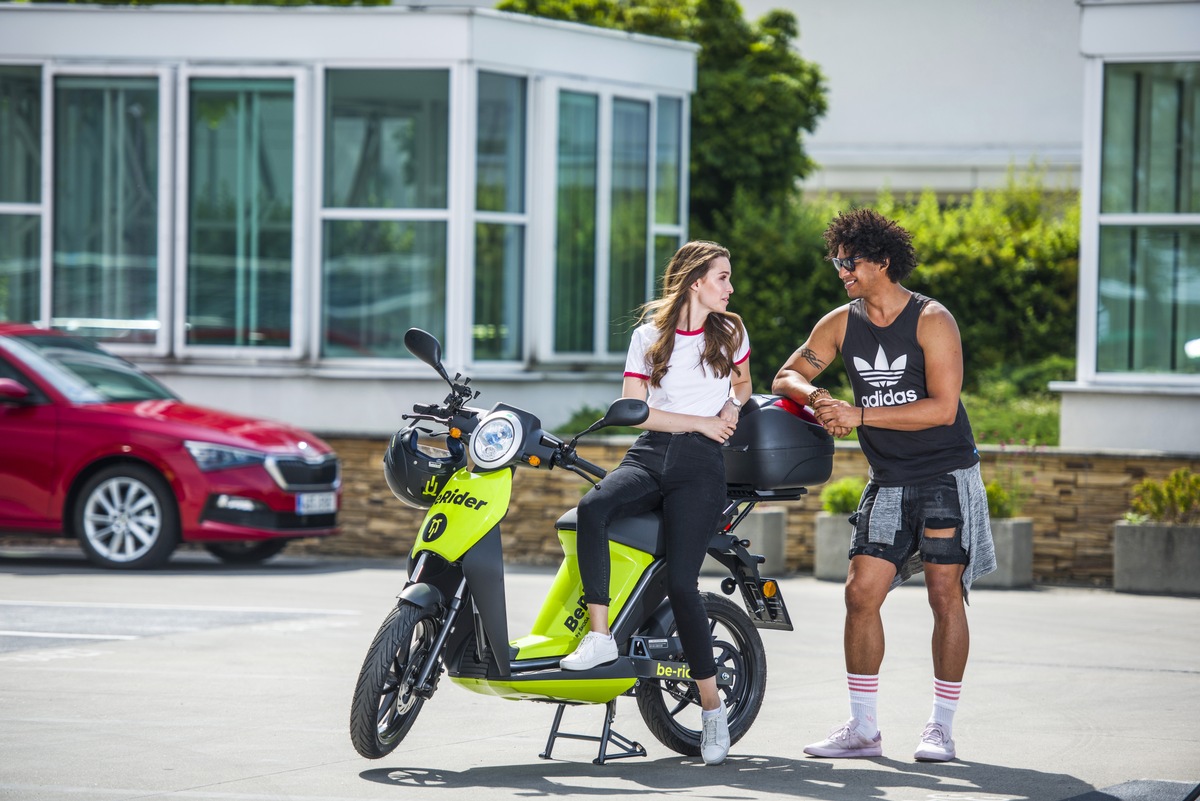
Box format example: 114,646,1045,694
383,426,467,509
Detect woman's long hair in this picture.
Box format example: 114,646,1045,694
638,240,745,389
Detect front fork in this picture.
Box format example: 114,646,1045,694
402,553,469,698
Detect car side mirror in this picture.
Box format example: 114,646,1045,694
0,378,31,404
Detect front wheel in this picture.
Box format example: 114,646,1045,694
349,603,441,759
73,464,179,570
635,592,767,757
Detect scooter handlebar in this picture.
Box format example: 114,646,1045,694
572,455,607,479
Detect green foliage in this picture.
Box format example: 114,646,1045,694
962,389,1060,447
552,405,641,437
819,475,865,514
1126,468,1200,525
985,480,1014,519
497,0,827,234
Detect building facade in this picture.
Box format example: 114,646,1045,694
1052,0,1200,453
0,4,695,434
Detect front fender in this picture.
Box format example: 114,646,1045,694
397,582,445,614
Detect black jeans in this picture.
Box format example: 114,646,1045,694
575,431,726,681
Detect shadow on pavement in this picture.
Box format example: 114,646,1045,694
362,754,1098,799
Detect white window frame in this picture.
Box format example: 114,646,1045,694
174,65,309,361
45,62,174,358
0,59,46,328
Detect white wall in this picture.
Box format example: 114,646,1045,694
739,0,1085,195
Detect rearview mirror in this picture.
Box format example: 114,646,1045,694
601,398,649,429
0,378,31,404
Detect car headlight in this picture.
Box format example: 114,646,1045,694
184,440,267,472
469,411,523,470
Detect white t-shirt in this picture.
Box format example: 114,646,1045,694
624,322,751,418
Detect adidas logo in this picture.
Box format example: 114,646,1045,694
853,346,907,388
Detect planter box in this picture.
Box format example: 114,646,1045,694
814,511,853,581
702,507,787,577
973,518,1033,589
1113,522,1200,596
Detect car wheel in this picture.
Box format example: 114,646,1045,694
203,540,290,564
73,464,179,570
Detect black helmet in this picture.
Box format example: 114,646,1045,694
383,426,467,509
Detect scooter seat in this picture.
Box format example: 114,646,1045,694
555,507,665,557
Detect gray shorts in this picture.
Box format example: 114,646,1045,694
849,473,969,569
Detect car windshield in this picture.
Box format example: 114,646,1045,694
0,333,178,403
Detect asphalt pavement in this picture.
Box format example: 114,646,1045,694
0,544,1197,801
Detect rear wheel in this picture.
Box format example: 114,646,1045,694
635,592,767,757
349,603,440,759
73,464,179,570
203,540,289,564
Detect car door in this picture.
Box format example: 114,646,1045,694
0,353,60,529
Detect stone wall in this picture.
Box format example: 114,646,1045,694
296,437,1200,586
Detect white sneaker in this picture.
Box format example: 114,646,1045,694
913,721,956,762
700,705,731,765
803,718,883,758
560,632,618,671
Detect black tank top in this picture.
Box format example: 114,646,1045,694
843,293,979,486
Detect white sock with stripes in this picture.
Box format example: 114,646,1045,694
930,677,962,738
847,672,879,738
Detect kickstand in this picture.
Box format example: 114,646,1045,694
538,700,647,765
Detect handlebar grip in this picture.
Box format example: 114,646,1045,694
412,403,441,416
573,456,607,479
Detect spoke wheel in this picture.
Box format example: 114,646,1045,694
635,592,767,757
349,603,440,759
73,464,179,570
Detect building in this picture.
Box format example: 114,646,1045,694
0,3,696,434
1051,0,1200,453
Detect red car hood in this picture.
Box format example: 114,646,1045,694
85,400,334,457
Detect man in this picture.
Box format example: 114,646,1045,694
772,208,995,763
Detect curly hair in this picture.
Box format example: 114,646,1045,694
823,208,917,282
638,240,746,389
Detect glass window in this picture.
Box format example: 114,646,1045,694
554,91,598,353
0,215,39,323
474,223,523,361
325,69,449,210
322,220,447,358
0,65,41,205
653,233,680,290
476,72,525,214
186,77,295,349
1097,226,1200,375
608,98,650,355
52,76,159,345
655,96,682,227
1101,63,1200,214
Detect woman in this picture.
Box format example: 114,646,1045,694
559,240,752,766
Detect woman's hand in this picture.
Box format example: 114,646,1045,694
698,414,737,443
718,399,739,424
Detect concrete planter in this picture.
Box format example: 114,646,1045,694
701,506,787,577
974,517,1033,589
1113,522,1200,596
814,511,854,581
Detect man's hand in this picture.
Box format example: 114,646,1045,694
813,397,855,439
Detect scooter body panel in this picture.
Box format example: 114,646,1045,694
449,675,637,703
411,469,511,562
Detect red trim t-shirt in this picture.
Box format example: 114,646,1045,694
624,323,750,417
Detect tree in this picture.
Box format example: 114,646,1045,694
496,0,827,235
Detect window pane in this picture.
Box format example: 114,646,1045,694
0,65,41,205
1097,225,1200,375
554,91,598,353
325,70,449,210
322,220,446,358
52,76,159,345
609,98,650,355
476,72,525,213
654,233,680,290
655,96,682,226
1101,62,1200,214
186,78,295,349
474,222,523,361
0,215,39,322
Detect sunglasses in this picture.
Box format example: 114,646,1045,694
830,255,867,272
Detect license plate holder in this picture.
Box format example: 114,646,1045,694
296,491,337,515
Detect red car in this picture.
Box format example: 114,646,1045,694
0,323,341,569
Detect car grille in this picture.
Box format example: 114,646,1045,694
265,454,340,491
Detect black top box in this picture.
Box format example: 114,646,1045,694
722,394,835,490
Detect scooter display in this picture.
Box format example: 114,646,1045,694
349,328,834,764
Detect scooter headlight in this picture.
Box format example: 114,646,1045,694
470,410,523,470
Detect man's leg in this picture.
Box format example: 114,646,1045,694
918,526,968,761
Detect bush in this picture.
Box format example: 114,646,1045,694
985,480,1014,519
820,475,866,514
1126,468,1200,525
553,406,641,437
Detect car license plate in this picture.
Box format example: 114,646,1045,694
296,491,337,515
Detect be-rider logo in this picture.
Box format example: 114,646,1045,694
854,345,919,407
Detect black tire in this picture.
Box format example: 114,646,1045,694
635,592,767,757
349,603,440,759
73,463,179,570
203,540,289,564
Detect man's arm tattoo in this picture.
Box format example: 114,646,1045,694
799,347,826,371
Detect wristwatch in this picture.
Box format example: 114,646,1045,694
727,396,742,409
